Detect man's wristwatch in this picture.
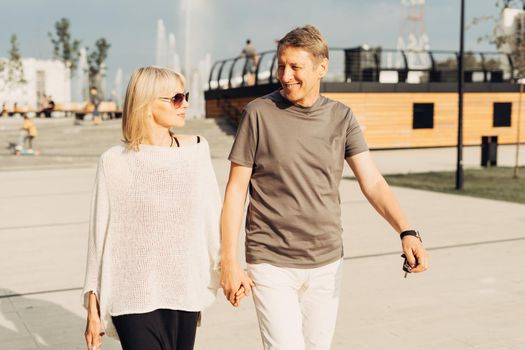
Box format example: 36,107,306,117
400,230,422,242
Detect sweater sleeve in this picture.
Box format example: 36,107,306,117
203,143,222,290
81,156,110,308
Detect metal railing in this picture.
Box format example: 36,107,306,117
207,47,515,90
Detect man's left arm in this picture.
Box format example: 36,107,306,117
346,151,428,273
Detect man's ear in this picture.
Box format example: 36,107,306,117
318,57,328,78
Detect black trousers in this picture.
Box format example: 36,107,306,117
112,309,200,350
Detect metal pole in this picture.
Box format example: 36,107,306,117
456,0,465,190
514,81,523,178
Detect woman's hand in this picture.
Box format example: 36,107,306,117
85,315,104,350
85,292,104,350
220,261,255,307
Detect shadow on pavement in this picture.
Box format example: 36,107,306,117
0,288,120,350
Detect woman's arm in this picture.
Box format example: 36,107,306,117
82,157,110,349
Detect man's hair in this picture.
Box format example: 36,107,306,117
277,25,329,61
246,39,251,45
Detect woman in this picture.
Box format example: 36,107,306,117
82,66,221,350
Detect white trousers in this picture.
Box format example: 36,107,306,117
247,259,343,350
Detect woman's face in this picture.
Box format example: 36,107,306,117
150,82,188,129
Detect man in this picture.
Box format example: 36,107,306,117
221,25,428,350
240,39,259,86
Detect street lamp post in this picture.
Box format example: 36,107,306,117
456,0,465,191
515,80,523,178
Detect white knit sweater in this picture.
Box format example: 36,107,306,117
82,139,221,339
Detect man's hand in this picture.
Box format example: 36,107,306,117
220,262,255,307
401,236,428,273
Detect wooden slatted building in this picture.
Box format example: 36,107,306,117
205,48,524,149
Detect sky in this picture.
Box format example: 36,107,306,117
0,0,509,95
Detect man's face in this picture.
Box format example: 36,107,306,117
277,46,327,107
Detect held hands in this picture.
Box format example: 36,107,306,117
220,262,255,307
401,235,429,274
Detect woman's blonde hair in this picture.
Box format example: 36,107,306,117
122,66,186,150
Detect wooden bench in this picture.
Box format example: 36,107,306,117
1,102,122,119
54,101,122,119
1,107,38,117
53,102,86,117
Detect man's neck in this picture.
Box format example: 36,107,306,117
280,90,320,108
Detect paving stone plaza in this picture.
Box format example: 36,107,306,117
0,116,524,349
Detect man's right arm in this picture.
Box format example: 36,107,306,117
220,162,254,307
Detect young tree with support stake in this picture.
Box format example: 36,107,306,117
49,18,81,107
492,0,525,178
87,38,111,98
0,34,26,92
48,18,81,73
472,0,524,178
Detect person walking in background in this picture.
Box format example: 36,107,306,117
83,66,221,350
240,39,259,86
89,86,102,124
221,25,428,350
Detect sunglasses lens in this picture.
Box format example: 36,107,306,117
171,92,189,106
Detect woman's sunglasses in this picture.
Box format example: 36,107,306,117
159,92,189,108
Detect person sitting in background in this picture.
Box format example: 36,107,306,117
37,94,48,117
8,102,19,117
38,96,55,118
0,103,7,117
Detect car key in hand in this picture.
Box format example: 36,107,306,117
401,254,416,278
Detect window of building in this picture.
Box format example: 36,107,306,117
493,102,512,127
413,103,434,129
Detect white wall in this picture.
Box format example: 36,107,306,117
0,58,70,109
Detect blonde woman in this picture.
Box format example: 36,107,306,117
82,66,221,350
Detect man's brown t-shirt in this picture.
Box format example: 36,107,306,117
229,90,369,268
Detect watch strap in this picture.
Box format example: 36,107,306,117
400,230,422,242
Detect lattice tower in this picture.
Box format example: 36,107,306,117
396,0,430,69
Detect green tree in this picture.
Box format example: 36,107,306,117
500,0,525,9
489,1,525,178
1,34,26,88
87,38,111,93
48,18,81,72
0,56,5,84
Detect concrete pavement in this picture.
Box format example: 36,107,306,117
0,117,524,349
